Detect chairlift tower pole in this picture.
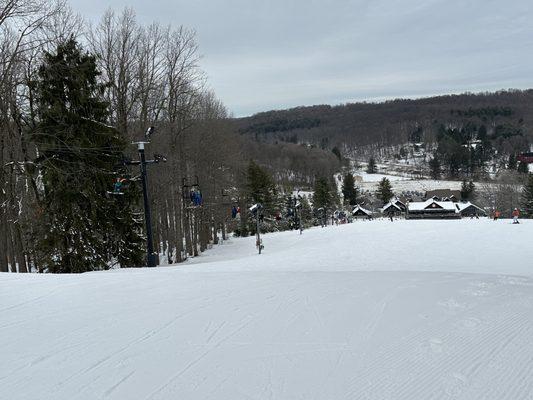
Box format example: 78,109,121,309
126,127,165,268
256,212,261,254
252,203,263,254
137,141,156,267
297,203,303,235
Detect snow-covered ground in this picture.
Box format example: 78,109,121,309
349,169,463,194
353,170,410,182
2,219,533,400
361,177,463,194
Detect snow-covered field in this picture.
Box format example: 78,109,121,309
2,219,533,400
349,169,463,194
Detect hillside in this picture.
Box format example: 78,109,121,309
235,90,533,163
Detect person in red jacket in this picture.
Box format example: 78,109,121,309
512,208,520,224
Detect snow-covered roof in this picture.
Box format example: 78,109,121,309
382,202,401,212
455,201,485,213
352,205,372,215
425,189,461,201
382,198,406,212
407,199,458,212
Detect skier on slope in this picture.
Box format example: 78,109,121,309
512,208,520,224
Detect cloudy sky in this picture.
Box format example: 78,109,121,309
69,0,533,117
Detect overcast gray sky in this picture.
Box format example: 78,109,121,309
69,0,533,117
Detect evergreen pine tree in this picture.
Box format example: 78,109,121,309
331,146,341,161
508,154,517,170
428,156,441,180
32,38,144,273
521,174,533,217
460,180,476,201
366,157,377,174
341,173,358,206
518,161,529,174
468,181,476,201
246,160,276,212
298,196,313,226
313,177,333,210
460,180,470,201
376,177,394,204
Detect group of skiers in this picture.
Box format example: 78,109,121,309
492,208,520,224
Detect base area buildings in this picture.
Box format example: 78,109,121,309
406,199,486,219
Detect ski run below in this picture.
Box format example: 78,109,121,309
1,219,533,400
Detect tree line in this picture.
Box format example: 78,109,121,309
235,90,533,173
0,1,340,273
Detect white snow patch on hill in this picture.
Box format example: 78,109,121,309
353,170,409,182
1,219,533,400
343,168,463,194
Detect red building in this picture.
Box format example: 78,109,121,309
517,152,533,164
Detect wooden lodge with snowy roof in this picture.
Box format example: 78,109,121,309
352,205,372,219
406,198,486,219
456,202,487,217
406,199,461,219
381,198,406,216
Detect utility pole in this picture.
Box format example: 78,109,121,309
127,127,165,267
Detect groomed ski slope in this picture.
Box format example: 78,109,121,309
1,219,533,400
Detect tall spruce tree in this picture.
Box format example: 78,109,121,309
518,161,529,174
341,173,358,206
332,146,342,161
246,160,276,212
428,156,441,180
32,38,144,273
376,177,394,204
460,180,469,201
508,154,517,170
366,157,377,174
313,177,334,210
468,181,476,201
521,174,533,217
460,180,476,201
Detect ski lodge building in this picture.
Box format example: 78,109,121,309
406,199,460,219
352,205,372,219
406,199,486,219
381,198,407,216
455,202,487,217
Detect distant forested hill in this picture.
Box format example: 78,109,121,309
235,90,533,158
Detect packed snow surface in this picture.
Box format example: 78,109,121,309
2,219,533,400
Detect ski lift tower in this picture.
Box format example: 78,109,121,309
250,203,264,254
295,194,303,235
127,126,166,268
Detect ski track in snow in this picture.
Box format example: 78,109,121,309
1,219,533,399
